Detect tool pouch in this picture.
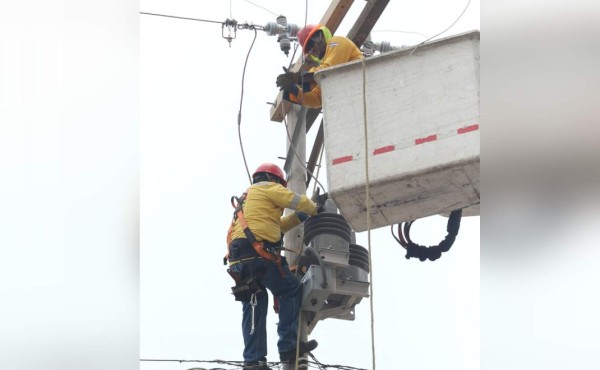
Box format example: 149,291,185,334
231,276,262,302
227,265,265,302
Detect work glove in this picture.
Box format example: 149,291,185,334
316,193,328,213
311,188,329,213
276,66,299,91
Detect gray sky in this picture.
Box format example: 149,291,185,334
140,1,480,369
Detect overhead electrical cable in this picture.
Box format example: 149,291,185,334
410,0,472,55
282,114,326,192
287,43,299,70
311,142,324,197
238,28,259,184
140,12,223,24
305,0,308,27
140,357,367,370
139,11,266,31
244,0,280,17
371,29,428,39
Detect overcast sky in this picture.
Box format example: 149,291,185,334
140,1,480,369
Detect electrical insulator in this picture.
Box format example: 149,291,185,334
378,40,392,53
276,15,287,29
263,15,299,57
264,21,299,37
264,22,282,36
276,15,290,56
279,36,291,55
287,23,299,38
361,40,397,56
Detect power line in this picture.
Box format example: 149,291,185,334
237,28,259,185
283,114,326,192
305,0,308,28
140,358,247,369
410,0,472,55
140,357,367,370
140,12,224,25
244,0,280,17
371,29,428,39
139,11,266,31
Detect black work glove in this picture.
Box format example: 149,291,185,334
317,192,328,205
311,188,329,213
276,66,299,91
316,193,328,212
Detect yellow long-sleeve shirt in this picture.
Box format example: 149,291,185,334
228,181,319,244
288,36,363,108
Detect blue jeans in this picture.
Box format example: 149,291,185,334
229,242,303,364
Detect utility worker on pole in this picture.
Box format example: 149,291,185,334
225,163,326,370
275,24,363,108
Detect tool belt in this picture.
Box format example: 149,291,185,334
227,238,282,263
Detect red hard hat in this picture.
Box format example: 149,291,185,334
297,24,320,54
253,163,287,187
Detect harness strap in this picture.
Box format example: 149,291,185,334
225,188,285,276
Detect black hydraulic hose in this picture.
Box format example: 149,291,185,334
395,209,463,262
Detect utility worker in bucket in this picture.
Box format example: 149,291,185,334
276,24,363,108
225,163,327,370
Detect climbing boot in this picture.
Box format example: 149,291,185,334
279,339,319,362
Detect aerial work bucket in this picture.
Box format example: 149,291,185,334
316,31,480,232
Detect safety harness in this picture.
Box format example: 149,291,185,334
225,189,284,267
225,188,287,306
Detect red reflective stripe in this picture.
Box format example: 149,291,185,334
332,123,479,161
457,124,479,134
415,134,437,145
373,145,395,155
332,155,353,165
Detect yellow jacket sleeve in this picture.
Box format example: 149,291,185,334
289,86,323,109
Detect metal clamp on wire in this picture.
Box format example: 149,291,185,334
392,209,463,261
222,18,238,46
